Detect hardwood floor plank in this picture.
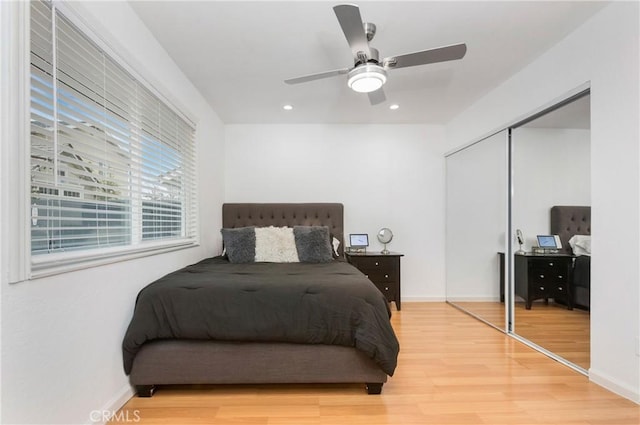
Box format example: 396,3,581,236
112,303,639,425
452,300,591,369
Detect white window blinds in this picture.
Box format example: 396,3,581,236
30,0,197,265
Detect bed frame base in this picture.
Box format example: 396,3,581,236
136,385,155,397
130,340,388,396
365,383,383,394
136,382,384,397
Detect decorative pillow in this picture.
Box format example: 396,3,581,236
293,226,333,263
221,227,256,263
569,234,591,256
255,226,300,263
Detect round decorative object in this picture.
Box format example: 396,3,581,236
377,228,393,254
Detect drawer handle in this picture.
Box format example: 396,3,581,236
558,287,563,291
539,274,545,279
365,274,369,278
375,262,379,266
385,274,389,278
558,275,563,279
539,286,545,291
549,262,554,266
385,287,389,291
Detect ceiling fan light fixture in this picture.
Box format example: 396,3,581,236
347,64,387,93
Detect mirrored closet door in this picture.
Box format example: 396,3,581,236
446,130,508,330
446,90,590,373
511,93,591,371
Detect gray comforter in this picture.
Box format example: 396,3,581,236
122,257,399,376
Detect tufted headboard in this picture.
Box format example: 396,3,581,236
550,205,591,255
222,203,345,258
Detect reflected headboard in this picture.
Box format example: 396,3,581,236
550,205,591,255
222,203,345,258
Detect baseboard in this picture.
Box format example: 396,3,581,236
445,296,501,302
589,368,640,404
387,297,501,302
88,384,135,425
401,297,447,302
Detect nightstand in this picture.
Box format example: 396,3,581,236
515,253,573,310
345,251,403,310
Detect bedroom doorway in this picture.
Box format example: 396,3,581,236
510,92,591,371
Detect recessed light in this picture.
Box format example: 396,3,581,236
283,104,293,110
389,104,399,110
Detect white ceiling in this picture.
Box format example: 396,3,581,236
129,1,607,125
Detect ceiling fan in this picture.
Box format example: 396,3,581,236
284,4,467,105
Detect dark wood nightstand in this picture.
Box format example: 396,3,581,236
345,251,403,310
515,253,573,310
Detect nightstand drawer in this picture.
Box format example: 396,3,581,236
374,281,398,300
350,256,397,273
528,270,567,284
551,284,569,299
529,280,569,299
529,265,568,283
364,270,396,282
345,252,403,310
515,254,573,310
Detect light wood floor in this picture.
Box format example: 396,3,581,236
113,302,639,424
515,302,590,370
451,301,590,369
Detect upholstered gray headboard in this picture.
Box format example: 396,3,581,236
222,203,345,258
550,205,591,255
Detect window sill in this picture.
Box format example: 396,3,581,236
28,240,199,281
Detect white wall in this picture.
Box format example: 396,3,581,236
446,2,639,402
446,131,507,301
513,128,591,251
225,124,447,301
1,2,225,424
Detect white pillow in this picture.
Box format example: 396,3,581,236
332,236,341,257
254,226,300,262
569,235,591,256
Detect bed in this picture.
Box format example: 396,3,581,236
123,203,399,396
550,205,591,309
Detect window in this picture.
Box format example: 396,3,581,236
29,1,197,272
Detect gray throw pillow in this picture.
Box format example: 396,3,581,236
221,227,256,263
293,226,333,263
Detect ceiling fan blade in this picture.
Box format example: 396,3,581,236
284,68,350,85
333,4,371,60
368,88,386,106
384,43,467,70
